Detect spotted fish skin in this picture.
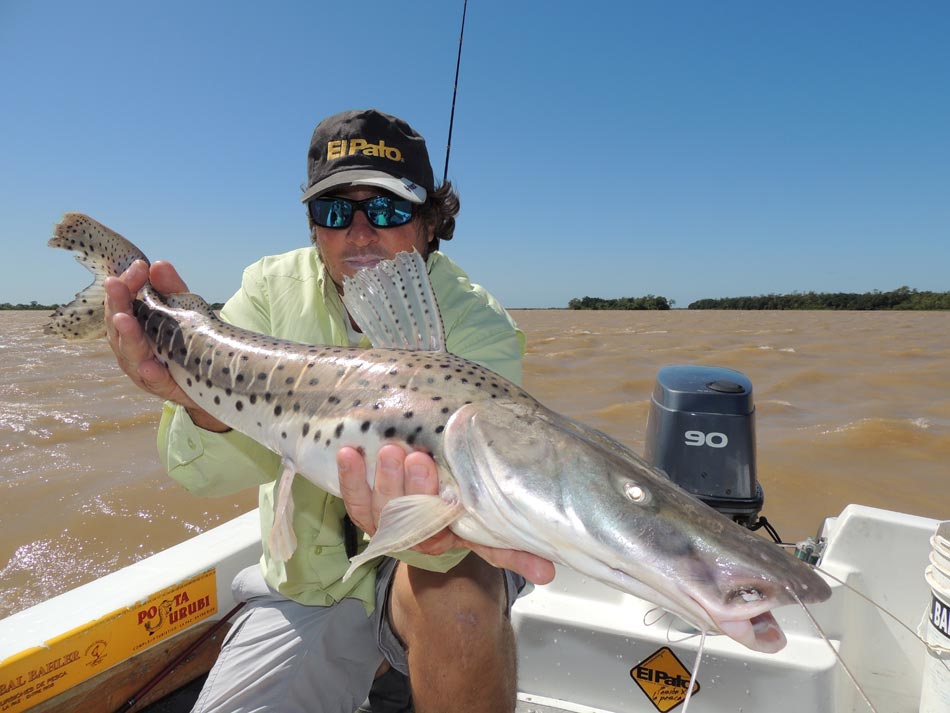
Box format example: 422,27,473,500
49,212,833,655
48,213,532,490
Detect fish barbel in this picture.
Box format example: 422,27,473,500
48,212,831,653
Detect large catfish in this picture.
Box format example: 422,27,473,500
47,213,830,654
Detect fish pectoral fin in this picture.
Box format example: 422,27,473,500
342,494,464,581
268,461,298,563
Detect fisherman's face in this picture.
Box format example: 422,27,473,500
312,186,434,293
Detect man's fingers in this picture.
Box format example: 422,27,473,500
372,444,408,526
150,261,189,293
338,447,374,534
404,450,439,496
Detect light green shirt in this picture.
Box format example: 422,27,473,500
157,248,525,613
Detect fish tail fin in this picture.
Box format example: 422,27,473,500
46,213,150,341
268,462,299,562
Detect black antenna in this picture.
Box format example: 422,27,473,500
443,0,468,184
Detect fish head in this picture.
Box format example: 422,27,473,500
443,401,831,653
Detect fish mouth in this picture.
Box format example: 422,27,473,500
687,573,831,653
715,611,787,653
663,585,790,653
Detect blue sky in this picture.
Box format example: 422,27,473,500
2,1,947,308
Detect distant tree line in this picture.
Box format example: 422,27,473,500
568,295,674,310
687,287,950,310
0,301,59,310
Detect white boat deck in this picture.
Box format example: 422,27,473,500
0,505,940,712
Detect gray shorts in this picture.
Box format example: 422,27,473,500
192,559,525,713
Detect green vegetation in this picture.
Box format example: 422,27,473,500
0,301,59,310
568,295,674,310
688,287,950,310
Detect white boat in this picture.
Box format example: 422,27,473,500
0,502,944,713
3,364,947,712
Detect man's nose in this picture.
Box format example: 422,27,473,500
345,210,379,246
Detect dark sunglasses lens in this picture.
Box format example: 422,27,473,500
308,196,414,228
364,196,413,227
309,198,353,228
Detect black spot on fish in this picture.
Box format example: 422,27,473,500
335,423,344,438
285,377,294,385
327,395,340,405
249,394,257,404
435,425,444,434
214,396,221,405
302,423,310,437
384,427,396,438
361,421,371,432
236,401,243,411
274,405,282,416
404,411,413,419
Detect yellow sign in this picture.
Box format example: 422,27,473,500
0,569,217,711
630,646,700,712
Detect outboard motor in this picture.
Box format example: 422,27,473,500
644,365,764,528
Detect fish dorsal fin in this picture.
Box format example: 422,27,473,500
341,250,446,351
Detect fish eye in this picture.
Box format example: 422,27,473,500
624,482,647,502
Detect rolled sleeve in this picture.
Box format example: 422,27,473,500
158,402,280,497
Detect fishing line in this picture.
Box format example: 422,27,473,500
811,564,950,674
680,630,705,713
791,592,879,713
642,605,667,628
442,0,468,184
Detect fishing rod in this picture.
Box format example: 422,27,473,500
443,0,468,184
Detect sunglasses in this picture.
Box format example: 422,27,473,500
308,195,415,229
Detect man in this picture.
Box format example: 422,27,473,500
104,109,554,713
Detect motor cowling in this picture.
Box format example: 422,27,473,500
644,365,764,527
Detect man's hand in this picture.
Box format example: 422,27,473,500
103,260,229,432
337,444,556,585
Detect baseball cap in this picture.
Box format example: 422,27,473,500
301,109,435,205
